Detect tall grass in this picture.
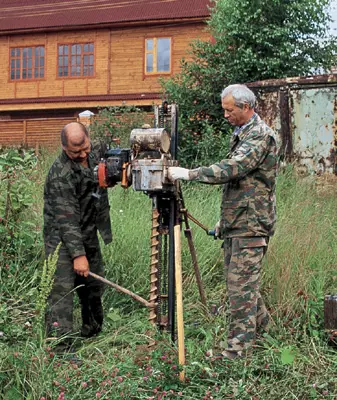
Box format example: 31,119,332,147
265,168,337,317
2,150,337,399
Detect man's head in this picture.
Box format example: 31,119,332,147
61,122,91,164
221,84,256,127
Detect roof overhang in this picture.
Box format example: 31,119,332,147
0,17,208,36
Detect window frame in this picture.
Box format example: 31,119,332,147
9,45,45,81
144,37,172,76
57,42,95,79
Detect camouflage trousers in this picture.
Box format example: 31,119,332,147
223,237,269,353
45,240,105,338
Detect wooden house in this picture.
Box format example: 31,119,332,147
0,0,211,146
0,0,211,117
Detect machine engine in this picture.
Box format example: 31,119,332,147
95,126,178,192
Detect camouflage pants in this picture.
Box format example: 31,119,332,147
223,237,269,353
45,240,105,338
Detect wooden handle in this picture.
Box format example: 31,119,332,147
88,271,153,308
174,224,185,381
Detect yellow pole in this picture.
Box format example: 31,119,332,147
174,224,185,381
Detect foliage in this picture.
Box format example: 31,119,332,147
0,148,42,260
208,0,337,82
178,119,230,168
88,106,153,148
162,0,337,166
35,244,60,340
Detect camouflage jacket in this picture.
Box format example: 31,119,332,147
189,114,278,238
43,141,112,259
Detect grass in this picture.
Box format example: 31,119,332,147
1,151,337,399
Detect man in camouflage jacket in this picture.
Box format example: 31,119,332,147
44,122,112,345
168,84,278,359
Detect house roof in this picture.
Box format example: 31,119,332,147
0,0,211,34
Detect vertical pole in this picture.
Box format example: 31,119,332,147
181,208,207,309
174,224,185,381
23,119,27,147
170,104,178,160
154,105,159,129
183,225,207,308
168,197,175,341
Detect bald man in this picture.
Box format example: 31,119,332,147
43,122,112,350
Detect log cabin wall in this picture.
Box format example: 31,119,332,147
109,24,209,95
0,23,209,112
0,117,76,148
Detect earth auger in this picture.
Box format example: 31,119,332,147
93,103,210,380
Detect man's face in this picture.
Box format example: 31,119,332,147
63,134,91,164
222,95,251,127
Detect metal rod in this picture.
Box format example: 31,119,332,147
182,218,207,308
170,104,178,160
184,210,210,234
179,188,207,308
88,271,153,308
168,197,176,341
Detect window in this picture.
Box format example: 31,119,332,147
10,46,45,80
58,43,94,78
145,38,171,74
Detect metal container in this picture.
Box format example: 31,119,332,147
130,128,171,154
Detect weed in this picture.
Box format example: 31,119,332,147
1,153,337,399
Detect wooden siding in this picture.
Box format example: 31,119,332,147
0,117,76,147
0,120,24,146
0,23,210,108
110,24,210,94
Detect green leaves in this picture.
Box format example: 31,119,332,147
0,148,41,259
280,347,296,365
89,106,152,148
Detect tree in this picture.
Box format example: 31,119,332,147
162,0,336,166
209,0,336,81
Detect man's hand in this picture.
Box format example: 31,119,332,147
167,167,190,182
73,255,89,277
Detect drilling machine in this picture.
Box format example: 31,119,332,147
94,103,185,341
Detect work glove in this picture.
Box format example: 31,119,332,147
167,167,190,182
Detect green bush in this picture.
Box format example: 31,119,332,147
0,148,42,260
88,106,153,148
178,120,230,168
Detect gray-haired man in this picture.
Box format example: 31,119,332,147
168,84,278,359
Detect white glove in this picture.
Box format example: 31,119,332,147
167,167,190,181
214,220,223,239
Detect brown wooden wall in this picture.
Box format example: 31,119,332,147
0,117,76,148
0,23,209,104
